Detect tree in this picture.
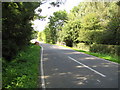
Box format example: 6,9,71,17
43,10,68,44
2,2,40,60
60,19,81,47
71,2,119,45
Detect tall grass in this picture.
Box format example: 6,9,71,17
2,45,41,88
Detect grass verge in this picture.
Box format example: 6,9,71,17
55,44,120,64
3,44,41,88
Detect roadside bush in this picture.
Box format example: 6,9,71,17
90,44,120,56
76,43,90,51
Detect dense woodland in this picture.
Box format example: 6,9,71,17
38,2,120,56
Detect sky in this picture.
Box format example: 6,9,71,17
32,0,84,32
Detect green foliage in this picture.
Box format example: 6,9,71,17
80,13,101,30
32,31,39,39
43,27,53,43
116,1,120,6
41,10,68,44
43,2,119,46
90,44,120,56
75,43,120,57
50,10,68,44
2,2,40,60
60,19,81,47
37,31,45,41
78,30,104,44
100,16,120,45
76,43,90,51
2,45,40,88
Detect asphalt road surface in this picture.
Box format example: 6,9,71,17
40,42,119,88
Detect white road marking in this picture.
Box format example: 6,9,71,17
68,56,106,77
40,46,46,89
97,80,101,82
56,44,119,65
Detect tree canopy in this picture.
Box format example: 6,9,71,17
38,10,68,44
2,2,40,60
38,2,120,47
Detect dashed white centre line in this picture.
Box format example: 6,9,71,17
68,56,106,77
40,46,46,89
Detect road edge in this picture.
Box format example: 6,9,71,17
40,45,46,89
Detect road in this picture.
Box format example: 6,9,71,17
40,43,119,88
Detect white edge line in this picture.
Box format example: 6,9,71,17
68,56,106,77
40,46,46,89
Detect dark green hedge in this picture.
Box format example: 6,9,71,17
76,43,120,56
90,44,120,56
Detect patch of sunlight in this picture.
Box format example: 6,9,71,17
77,82,84,85
92,65,97,67
85,57,97,60
66,51,85,55
54,68,58,71
102,63,112,65
41,75,50,79
75,74,81,77
92,64,110,68
51,46,59,49
97,79,101,82
103,65,109,67
46,82,50,85
102,56,111,60
76,65,84,68
44,54,49,56
57,46,71,50
59,73,66,75
67,72,72,74
76,77,87,80
43,58,49,61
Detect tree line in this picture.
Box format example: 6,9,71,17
38,2,120,48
